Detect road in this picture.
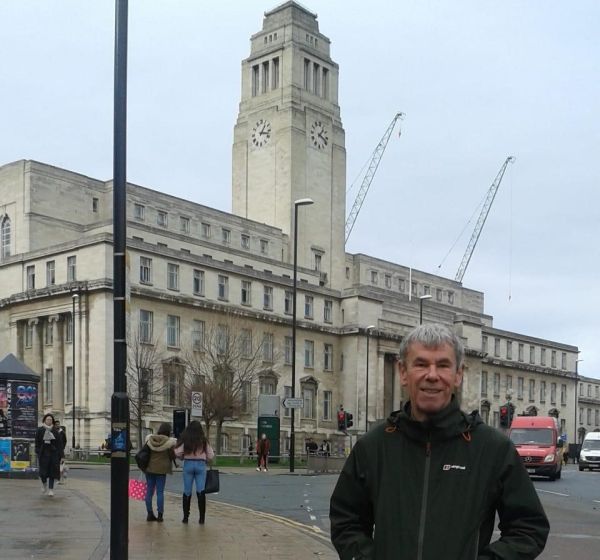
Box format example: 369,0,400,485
71,463,600,557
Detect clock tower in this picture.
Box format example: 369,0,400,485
232,1,346,288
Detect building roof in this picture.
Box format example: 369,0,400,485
0,353,40,381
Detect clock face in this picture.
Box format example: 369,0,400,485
310,120,328,149
251,119,271,148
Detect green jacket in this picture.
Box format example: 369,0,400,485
330,398,549,559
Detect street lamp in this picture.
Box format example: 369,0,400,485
419,294,432,325
365,325,376,433
575,358,583,445
72,293,79,452
290,198,314,473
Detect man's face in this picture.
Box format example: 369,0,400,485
399,342,463,422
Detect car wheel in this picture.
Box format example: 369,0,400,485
579,465,584,472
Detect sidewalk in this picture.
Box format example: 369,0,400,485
0,474,338,560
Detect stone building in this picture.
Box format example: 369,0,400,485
0,1,581,452
578,375,600,441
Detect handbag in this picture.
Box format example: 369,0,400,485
204,467,220,494
134,444,151,472
128,476,147,501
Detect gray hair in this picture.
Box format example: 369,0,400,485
398,323,464,368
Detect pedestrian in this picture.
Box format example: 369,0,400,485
143,422,177,522
174,420,214,524
330,323,549,559
256,433,270,472
35,413,65,497
54,420,68,484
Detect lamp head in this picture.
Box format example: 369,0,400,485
294,198,314,207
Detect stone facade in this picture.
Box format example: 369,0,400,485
578,375,600,442
0,2,582,453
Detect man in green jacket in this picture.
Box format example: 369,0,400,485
330,323,549,559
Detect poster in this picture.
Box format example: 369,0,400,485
0,439,10,471
11,439,31,470
8,381,38,438
0,382,8,437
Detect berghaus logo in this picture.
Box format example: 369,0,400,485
443,464,466,471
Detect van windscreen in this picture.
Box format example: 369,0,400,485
509,428,553,446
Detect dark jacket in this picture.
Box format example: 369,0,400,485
35,426,64,480
145,434,177,475
330,398,549,559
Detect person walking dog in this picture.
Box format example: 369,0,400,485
174,420,214,524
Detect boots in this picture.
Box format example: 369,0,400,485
146,511,157,522
196,491,206,524
182,494,191,523
157,512,163,523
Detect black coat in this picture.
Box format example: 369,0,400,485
35,426,64,480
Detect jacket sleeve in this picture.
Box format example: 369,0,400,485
478,441,550,559
329,443,375,560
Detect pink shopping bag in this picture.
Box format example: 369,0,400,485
128,478,147,501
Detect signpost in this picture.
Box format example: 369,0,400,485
283,397,304,409
191,391,203,417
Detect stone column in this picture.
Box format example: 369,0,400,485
50,315,64,415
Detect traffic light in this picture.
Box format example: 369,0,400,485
173,409,188,439
345,411,353,429
337,410,346,431
499,406,509,428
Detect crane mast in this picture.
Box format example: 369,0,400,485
345,112,404,242
455,156,515,283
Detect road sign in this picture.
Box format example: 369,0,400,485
191,391,203,417
282,397,304,409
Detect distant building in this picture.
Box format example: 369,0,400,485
577,375,600,441
0,1,580,451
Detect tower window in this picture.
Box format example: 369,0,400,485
313,63,320,96
252,65,259,96
1,216,10,259
92,198,99,212
272,57,279,89
262,61,269,94
322,68,329,99
304,58,310,90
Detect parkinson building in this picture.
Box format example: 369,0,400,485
0,2,581,452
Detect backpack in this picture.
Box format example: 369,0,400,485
135,444,151,471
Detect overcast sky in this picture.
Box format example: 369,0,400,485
2,1,599,378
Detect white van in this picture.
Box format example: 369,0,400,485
579,432,600,471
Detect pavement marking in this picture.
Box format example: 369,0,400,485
310,515,317,521
536,489,569,497
594,500,600,504
549,533,600,540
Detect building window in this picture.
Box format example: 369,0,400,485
139,368,152,404
44,321,53,345
494,338,500,357
252,64,259,96
493,373,500,397
518,343,524,362
284,336,292,365
263,286,273,310
423,285,430,296
25,323,33,348
304,340,314,368
346,267,351,280
1,216,11,259
217,325,229,355
314,252,322,272
587,408,592,425
140,257,152,284
517,377,524,400
323,390,332,421
529,379,535,402
139,310,153,343
398,278,405,292
284,291,293,315
482,336,488,353
241,280,252,305
561,384,567,406
192,320,205,352
260,239,269,255
506,375,513,395
241,234,250,249
561,352,567,370
322,67,329,99
26,265,35,290
304,295,313,319
480,371,488,397
46,260,56,286
541,348,546,366
303,58,310,89
579,407,583,425
134,203,145,220
65,366,73,403
411,282,417,296
259,377,276,395
180,216,190,233
218,275,229,300
506,341,512,360
44,368,53,403
540,381,546,403
262,333,274,362
262,60,269,94
385,274,392,288
157,210,168,227
193,269,205,296
551,350,556,368
240,382,251,414
163,363,184,406
550,383,556,405
240,329,252,357
66,256,77,282
222,228,231,244
302,385,315,419
595,410,599,427
580,383,584,396
370,270,378,284
436,288,442,302
447,291,455,304
167,263,179,290
324,344,333,371
92,198,99,212
201,223,211,238
166,315,180,348
324,300,333,323
588,384,592,397
272,57,280,89
313,62,320,95
529,346,535,364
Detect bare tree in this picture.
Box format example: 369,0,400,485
183,316,279,453
127,325,166,449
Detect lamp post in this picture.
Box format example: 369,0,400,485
575,358,583,444
290,198,314,473
419,294,432,325
365,325,376,433
71,293,79,452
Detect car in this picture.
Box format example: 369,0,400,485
579,432,600,471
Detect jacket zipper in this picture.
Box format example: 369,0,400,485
417,440,432,560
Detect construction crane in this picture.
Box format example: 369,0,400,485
345,112,404,242
454,156,515,283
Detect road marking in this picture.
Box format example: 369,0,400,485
594,500,600,504
549,533,600,540
536,489,569,497
310,515,317,521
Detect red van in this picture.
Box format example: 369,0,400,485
508,415,563,481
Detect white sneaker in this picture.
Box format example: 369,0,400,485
47,489,54,497
41,482,48,494
256,467,260,472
